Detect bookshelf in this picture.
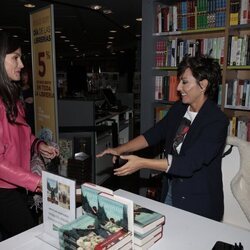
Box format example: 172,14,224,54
141,0,250,141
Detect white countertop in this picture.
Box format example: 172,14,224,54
0,189,249,250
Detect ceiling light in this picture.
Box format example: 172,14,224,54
0,28,3,31
123,25,130,29
90,5,102,10
13,35,19,38
108,37,114,39
107,41,113,44
103,9,112,14
60,35,66,39
64,39,70,42
69,44,75,47
120,51,125,53
136,34,141,38
24,40,30,43
136,17,142,22
55,31,62,34
24,3,36,8
110,30,117,33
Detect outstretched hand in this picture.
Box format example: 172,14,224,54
113,155,143,176
96,148,120,163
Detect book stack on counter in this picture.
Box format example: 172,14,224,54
133,204,165,250
59,182,133,250
80,183,166,249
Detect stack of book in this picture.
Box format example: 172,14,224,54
133,204,165,250
59,183,133,250
80,183,166,250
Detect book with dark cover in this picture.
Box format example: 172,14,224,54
134,203,165,234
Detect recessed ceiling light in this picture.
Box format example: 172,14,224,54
64,39,70,42
90,5,102,10
112,52,116,55
13,35,19,38
120,50,125,53
136,34,141,38
60,35,66,39
123,25,130,29
0,28,3,31
95,54,99,57
108,37,114,39
107,41,113,44
24,3,36,8
69,44,75,47
55,31,62,34
24,40,30,43
110,30,117,33
103,9,112,14
136,17,142,22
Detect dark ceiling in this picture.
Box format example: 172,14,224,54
0,0,142,64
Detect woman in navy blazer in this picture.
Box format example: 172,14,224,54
97,55,229,221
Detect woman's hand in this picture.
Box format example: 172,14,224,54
96,147,121,163
38,143,59,159
113,155,144,176
35,180,42,193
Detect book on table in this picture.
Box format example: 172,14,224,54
134,231,162,250
133,203,165,234
59,183,133,250
81,182,113,215
134,224,163,246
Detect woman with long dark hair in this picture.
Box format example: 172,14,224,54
0,32,59,240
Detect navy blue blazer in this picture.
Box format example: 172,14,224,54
143,99,229,221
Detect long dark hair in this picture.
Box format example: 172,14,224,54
0,32,22,123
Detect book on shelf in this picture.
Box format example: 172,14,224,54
60,184,133,250
133,203,165,234
240,0,250,24
230,0,240,25
228,116,250,141
134,231,163,250
134,225,163,246
155,106,169,123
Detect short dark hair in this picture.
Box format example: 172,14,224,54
177,55,221,102
0,32,22,122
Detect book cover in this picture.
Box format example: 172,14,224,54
59,213,105,250
134,225,162,246
81,182,113,215
95,192,133,249
133,203,165,234
60,191,133,250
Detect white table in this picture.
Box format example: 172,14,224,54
116,189,250,250
0,189,249,250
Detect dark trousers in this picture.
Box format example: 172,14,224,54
0,188,35,241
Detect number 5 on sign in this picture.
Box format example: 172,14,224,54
38,51,46,77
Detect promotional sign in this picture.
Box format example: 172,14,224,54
30,5,58,142
40,171,76,248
